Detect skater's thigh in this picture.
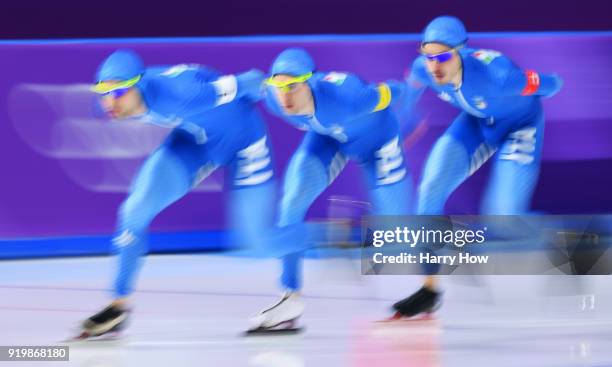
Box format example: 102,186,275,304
297,131,345,174
227,134,276,249
445,112,485,155
421,112,493,183
359,135,407,188
481,110,545,214
278,132,344,226
359,135,412,215
124,129,209,214
282,132,344,201
417,113,489,214
228,134,274,189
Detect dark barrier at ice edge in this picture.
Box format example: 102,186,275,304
360,215,612,275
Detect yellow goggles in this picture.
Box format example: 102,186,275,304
265,72,312,92
91,75,142,94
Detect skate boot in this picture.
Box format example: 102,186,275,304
246,292,304,335
71,304,130,340
389,286,441,321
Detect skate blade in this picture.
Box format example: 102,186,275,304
376,312,436,323
244,327,304,336
244,319,304,336
63,330,123,343
64,318,128,343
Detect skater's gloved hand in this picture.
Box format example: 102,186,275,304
541,73,564,98
385,79,407,103
547,74,563,98
236,69,266,101
385,79,408,99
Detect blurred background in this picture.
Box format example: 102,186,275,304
0,0,610,259
0,0,610,38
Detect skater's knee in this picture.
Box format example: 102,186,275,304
417,180,448,211
280,188,310,211
111,227,147,255
417,196,445,216
282,174,325,204
418,166,458,203
424,136,470,179
283,152,328,199
117,196,156,233
417,162,469,215
418,179,439,199
278,181,322,225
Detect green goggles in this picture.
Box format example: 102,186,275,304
265,72,312,92
91,75,142,94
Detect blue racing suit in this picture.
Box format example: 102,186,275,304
265,71,414,290
400,48,562,215
112,64,274,297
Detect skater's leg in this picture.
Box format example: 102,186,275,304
481,110,544,215
418,112,491,275
363,135,412,215
80,130,209,337
281,252,305,291
362,137,446,294
417,113,490,215
228,135,275,250
112,147,194,300
249,133,343,332
416,132,473,289
362,138,441,316
277,132,344,291
364,136,413,216
392,114,493,317
112,133,207,300
363,136,428,270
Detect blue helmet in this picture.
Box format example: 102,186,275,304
422,16,467,48
270,48,315,76
95,49,144,82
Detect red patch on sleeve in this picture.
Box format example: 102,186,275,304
521,70,540,96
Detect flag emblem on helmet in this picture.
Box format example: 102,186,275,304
472,50,501,64
323,72,348,85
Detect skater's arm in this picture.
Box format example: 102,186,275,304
396,59,428,122
163,67,265,111
326,73,407,118
491,57,563,98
